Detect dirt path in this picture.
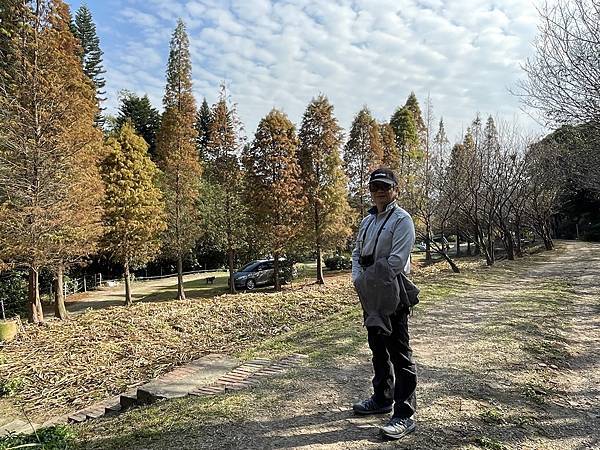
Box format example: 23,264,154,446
226,241,600,449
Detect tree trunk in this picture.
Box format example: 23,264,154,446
501,224,515,261
177,254,185,300
425,224,432,261
455,226,462,257
124,259,132,306
28,267,43,324
316,245,324,285
505,232,515,260
515,220,523,257
441,228,447,252
467,239,472,256
542,224,554,250
226,192,236,294
228,247,236,294
274,253,280,291
54,263,68,320
479,232,493,266
440,251,460,273
315,202,324,284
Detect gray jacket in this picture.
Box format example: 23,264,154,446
352,202,415,282
352,202,416,334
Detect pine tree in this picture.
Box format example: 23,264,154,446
380,122,400,175
0,0,104,323
390,107,419,180
73,4,106,127
156,19,201,300
242,109,306,291
116,92,161,159
433,119,450,163
195,97,212,162
298,94,353,284
344,107,383,218
204,85,246,293
404,92,426,140
101,123,166,305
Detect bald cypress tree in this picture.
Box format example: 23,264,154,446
380,122,400,175
204,86,246,293
243,109,306,291
390,106,419,181
73,4,106,127
156,19,201,300
101,123,166,305
298,95,352,284
0,0,104,323
344,107,383,218
404,92,426,140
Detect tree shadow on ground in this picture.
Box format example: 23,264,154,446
76,355,599,450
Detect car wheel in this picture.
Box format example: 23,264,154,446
246,279,256,290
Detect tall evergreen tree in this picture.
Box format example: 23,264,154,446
0,0,104,323
404,91,426,140
344,107,383,218
101,123,166,305
242,109,306,291
390,106,419,180
380,122,400,175
204,85,246,293
298,95,353,284
433,119,450,161
195,97,212,162
156,19,201,300
72,4,106,127
116,92,161,159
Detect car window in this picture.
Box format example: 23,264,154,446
263,261,274,270
240,261,260,272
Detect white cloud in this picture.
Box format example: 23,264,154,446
90,0,547,140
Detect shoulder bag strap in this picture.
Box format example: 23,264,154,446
371,208,395,256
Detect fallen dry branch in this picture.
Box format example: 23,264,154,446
0,277,357,421
0,257,486,422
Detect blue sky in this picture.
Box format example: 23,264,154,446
69,0,547,143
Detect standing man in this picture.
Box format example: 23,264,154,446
351,167,417,440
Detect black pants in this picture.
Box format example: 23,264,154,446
367,311,417,418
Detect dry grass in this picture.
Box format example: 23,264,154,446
0,252,487,422
0,277,356,421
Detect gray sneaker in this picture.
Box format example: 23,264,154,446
380,416,416,439
352,397,393,415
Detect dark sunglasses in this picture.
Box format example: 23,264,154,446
369,182,393,192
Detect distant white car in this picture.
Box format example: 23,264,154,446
414,242,427,252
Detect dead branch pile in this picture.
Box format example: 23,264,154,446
0,277,356,420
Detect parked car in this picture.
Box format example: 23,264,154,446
413,242,427,252
232,259,296,290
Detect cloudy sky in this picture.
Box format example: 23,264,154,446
70,0,547,143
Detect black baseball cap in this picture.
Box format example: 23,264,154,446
369,167,398,186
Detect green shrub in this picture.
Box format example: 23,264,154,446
0,271,27,318
0,377,24,397
324,255,352,271
0,425,76,450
